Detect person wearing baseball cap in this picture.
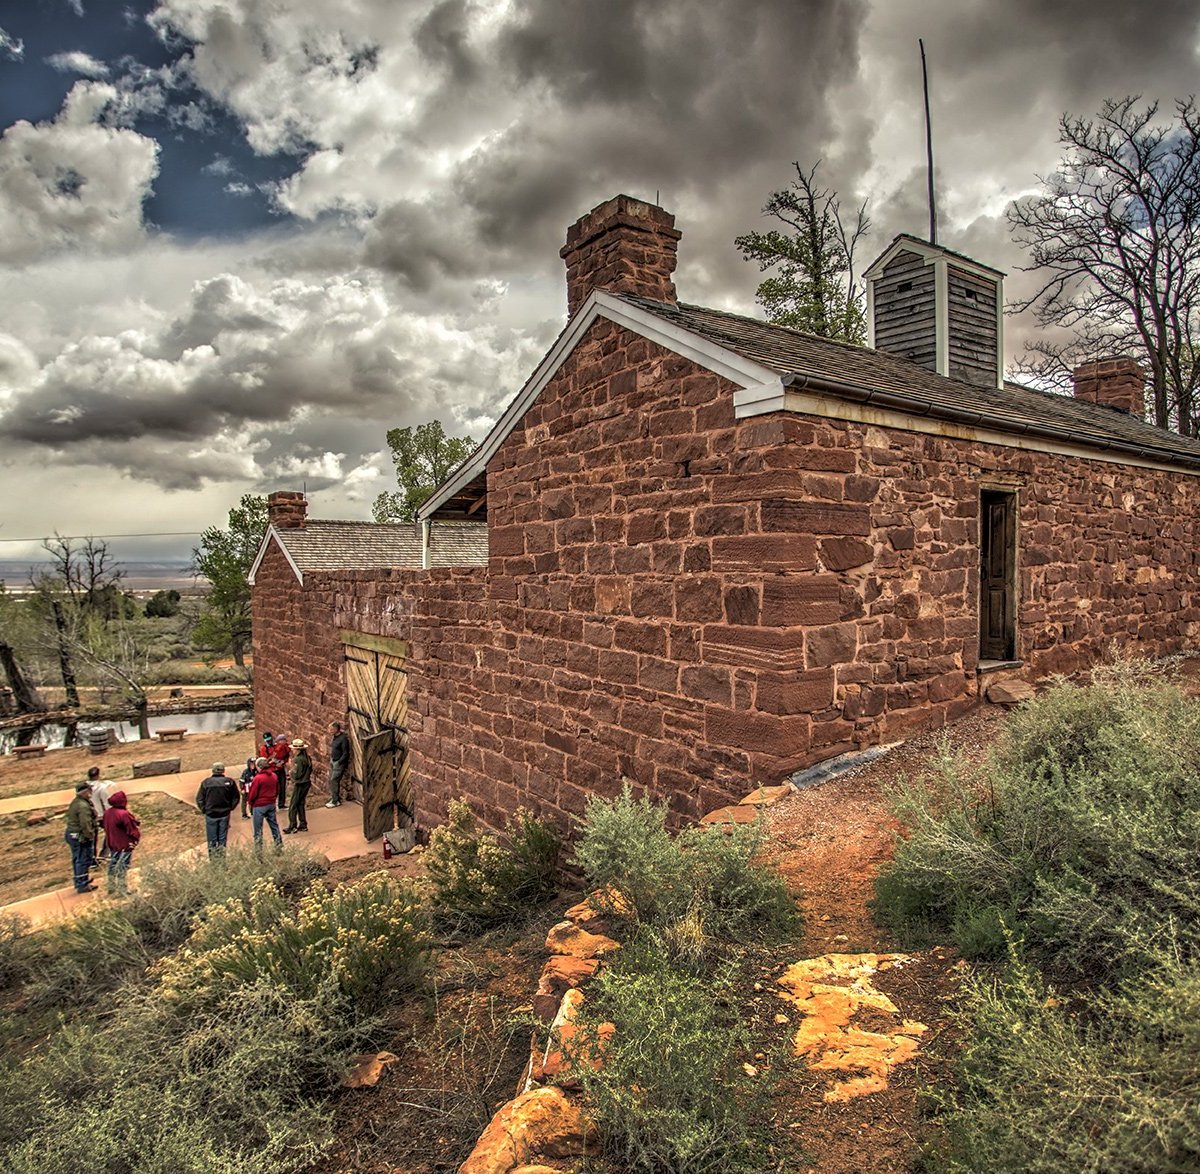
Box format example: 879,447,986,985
65,780,99,894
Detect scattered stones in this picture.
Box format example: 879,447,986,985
458,1086,598,1173
544,921,619,960
341,1051,399,1089
24,811,50,827
777,953,927,1104
563,886,632,928
985,679,1036,706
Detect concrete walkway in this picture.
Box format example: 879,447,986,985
3,768,379,927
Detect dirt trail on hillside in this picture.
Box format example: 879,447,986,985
757,707,1005,1173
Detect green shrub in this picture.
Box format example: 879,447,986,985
156,871,430,1013
125,846,327,951
424,800,560,929
22,905,149,1007
0,984,354,1173
575,786,800,951
927,949,1200,1173
0,914,33,989
572,935,766,1172
573,783,687,922
874,660,1200,980
679,823,799,945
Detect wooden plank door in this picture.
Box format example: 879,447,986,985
980,490,1017,661
342,635,410,840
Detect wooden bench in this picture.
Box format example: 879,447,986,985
12,744,47,759
156,728,188,742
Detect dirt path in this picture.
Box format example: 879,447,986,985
757,707,1006,1173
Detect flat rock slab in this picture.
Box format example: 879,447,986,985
132,758,181,778
342,1051,399,1089
544,921,619,960
985,679,1036,705
700,804,761,826
739,784,793,807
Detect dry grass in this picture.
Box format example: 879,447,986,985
0,728,258,802
0,792,208,905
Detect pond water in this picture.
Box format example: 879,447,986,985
2,708,252,754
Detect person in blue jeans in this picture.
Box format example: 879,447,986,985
64,780,99,893
247,757,283,853
195,762,240,859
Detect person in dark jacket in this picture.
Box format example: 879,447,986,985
65,780,99,894
247,757,283,853
325,721,350,807
102,791,141,897
284,739,312,834
196,762,240,858
238,756,255,818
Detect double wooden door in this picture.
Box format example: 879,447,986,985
342,633,413,841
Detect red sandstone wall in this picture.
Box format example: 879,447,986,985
251,539,347,791
253,317,1200,833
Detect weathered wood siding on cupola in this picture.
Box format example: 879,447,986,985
948,267,1000,388
872,249,936,370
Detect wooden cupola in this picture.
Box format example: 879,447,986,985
864,235,1005,389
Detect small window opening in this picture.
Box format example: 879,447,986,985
896,280,913,293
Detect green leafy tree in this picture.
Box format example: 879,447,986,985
736,161,870,343
372,421,477,523
192,495,268,667
1009,97,1200,434
144,589,181,619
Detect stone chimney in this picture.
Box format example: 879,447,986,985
267,490,307,529
560,194,681,317
1072,358,1145,418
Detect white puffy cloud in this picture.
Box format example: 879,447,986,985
0,82,158,263
0,26,25,61
46,50,109,77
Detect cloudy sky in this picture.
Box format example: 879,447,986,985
0,0,1197,566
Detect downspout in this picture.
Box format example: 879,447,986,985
421,518,431,570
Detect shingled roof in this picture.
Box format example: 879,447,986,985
624,295,1200,471
251,518,487,585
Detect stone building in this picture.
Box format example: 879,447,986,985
252,194,1200,838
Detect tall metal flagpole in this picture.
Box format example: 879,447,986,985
920,38,937,246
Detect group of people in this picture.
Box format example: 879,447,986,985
64,720,353,890
195,721,350,857
64,766,141,896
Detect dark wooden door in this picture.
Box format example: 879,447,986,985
980,490,1016,660
343,639,412,841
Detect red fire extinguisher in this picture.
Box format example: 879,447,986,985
382,835,393,860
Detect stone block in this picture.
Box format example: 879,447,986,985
985,679,1036,705
132,758,181,778
738,784,793,807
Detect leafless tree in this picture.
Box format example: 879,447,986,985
1009,97,1200,434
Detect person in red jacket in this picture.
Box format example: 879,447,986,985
269,735,291,811
102,791,141,897
247,756,283,853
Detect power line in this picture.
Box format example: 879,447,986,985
0,531,203,544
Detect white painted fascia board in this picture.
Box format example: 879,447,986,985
933,258,950,376
995,275,1005,389
733,384,1200,478
418,290,778,519
247,525,304,587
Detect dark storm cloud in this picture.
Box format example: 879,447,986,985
414,0,480,86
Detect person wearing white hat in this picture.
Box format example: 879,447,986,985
284,738,312,834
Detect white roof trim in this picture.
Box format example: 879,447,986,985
864,235,1004,284
418,289,778,519
247,524,305,587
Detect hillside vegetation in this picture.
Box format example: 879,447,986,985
875,658,1200,1172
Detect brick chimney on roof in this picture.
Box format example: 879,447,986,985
1072,358,1145,418
560,194,681,317
267,490,307,529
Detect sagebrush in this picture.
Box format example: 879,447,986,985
424,799,560,929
